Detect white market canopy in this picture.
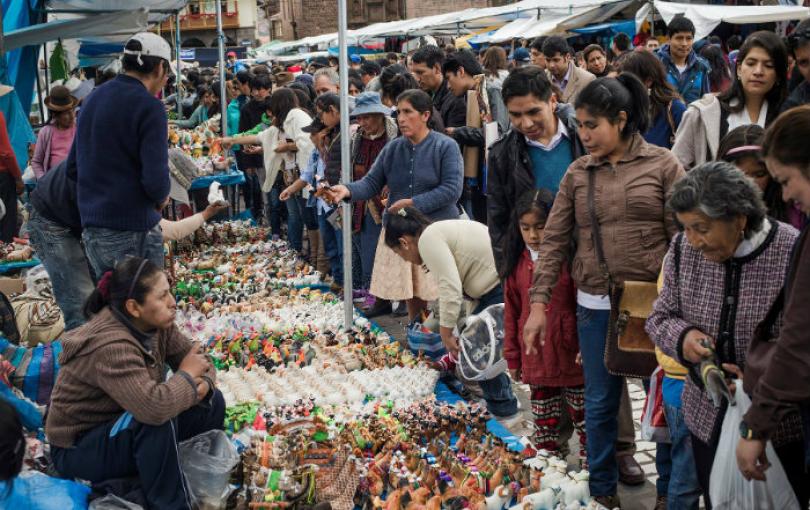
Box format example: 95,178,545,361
258,0,637,57
636,1,810,41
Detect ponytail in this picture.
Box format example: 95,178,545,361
575,74,651,138
83,257,162,318
383,207,433,248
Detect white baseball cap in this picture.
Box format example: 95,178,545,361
123,32,172,64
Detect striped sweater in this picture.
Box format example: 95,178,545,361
45,307,212,448
646,221,802,445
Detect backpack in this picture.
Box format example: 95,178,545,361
456,304,507,381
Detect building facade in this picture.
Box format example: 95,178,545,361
269,0,509,40
159,0,260,48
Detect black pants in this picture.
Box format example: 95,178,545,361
0,172,17,243
692,431,810,509
242,168,263,222
52,391,225,510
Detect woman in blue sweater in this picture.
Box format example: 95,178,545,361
328,89,463,320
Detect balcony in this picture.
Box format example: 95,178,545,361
159,1,240,32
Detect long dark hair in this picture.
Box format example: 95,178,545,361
575,74,651,138
482,46,507,78
718,124,788,223
0,399,25,497
617,50,681,122
383,207,432,248
380,64,418,106
268,88,299,127
208,81,222,117
700,45,731,93
501,189,554,279
762,104,810,177
718,31,788,124
84,257,163,318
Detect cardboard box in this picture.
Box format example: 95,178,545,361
0,277,24,296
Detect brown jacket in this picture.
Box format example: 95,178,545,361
745,224,810,439
46,307,212,448
531,134,685,303
548,65,596,104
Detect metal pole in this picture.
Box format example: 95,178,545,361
338,0,353,330
649,0,655,38
215,0,228,136
175,12,183,119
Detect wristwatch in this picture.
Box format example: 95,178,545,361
739,420,763,440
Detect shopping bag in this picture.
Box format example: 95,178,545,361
708,381,799,510
179,430,240,510
640,367,670,443
456,304,507,382
406,321,446,361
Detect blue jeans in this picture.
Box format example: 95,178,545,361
82,225,164,281
27,210,95,331
576,305,622,497
663,403,701,509
353,209,382,289
473,285,518,418
285,196,306,252
265,187,283,238
318,210,343,285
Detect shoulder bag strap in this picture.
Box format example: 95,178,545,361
587,169,611,287
674,233,683,310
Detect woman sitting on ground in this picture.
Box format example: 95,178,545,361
45,257,223,510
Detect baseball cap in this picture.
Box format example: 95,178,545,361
511,47,530,62
350,54,362,63
227,51,237,58
302,116,326,133
124,32,172,63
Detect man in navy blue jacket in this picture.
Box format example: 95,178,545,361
67,32,172,278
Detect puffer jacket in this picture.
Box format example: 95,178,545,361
657,45,711,105
504,251,582,387
530,133,685,304
486,103,586,277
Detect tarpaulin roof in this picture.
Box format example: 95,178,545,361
636,0,810,40
5,8,150,51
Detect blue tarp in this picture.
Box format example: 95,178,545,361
571,19,636,37
189,170,246,190
2,0,40,168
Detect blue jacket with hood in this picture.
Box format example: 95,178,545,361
657,44,711,105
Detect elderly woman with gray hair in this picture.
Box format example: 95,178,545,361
646,161,809,508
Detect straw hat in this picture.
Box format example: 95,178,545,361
44,85,78,112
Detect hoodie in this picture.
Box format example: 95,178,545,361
45,307,210,448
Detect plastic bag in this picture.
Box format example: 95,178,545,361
406,320,446,361
89,494,144,510
456,304,507,381
0,470,90,509
708,381,799,510
179,430,239,510
641,367,670,442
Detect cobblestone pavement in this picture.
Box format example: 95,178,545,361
376,313,660,510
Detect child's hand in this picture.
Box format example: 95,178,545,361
509,369,521,382
575,352,582,366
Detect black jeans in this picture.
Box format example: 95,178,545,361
52,391,225,510
0,172,17,242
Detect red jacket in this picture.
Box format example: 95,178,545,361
0,112,21,180
504,250,583,387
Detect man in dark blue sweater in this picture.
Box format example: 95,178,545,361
67,32,172,279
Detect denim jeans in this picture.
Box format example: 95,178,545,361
265,187,283,238
472,284,518,418
82,224,164,281
317,210,343,285
285,196,307,252
27,210,95,331
353,209,382,289
663,403,701,509
576,305,622,497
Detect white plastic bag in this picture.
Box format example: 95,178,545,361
708,381,799,510
179,430,240,510
641,367,670,442
89,494,144,510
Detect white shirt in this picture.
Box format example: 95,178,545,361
525,119,569,152
727,100,769,132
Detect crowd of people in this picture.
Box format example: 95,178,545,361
1,11,810,510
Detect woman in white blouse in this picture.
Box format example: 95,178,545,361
672,31,788,170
